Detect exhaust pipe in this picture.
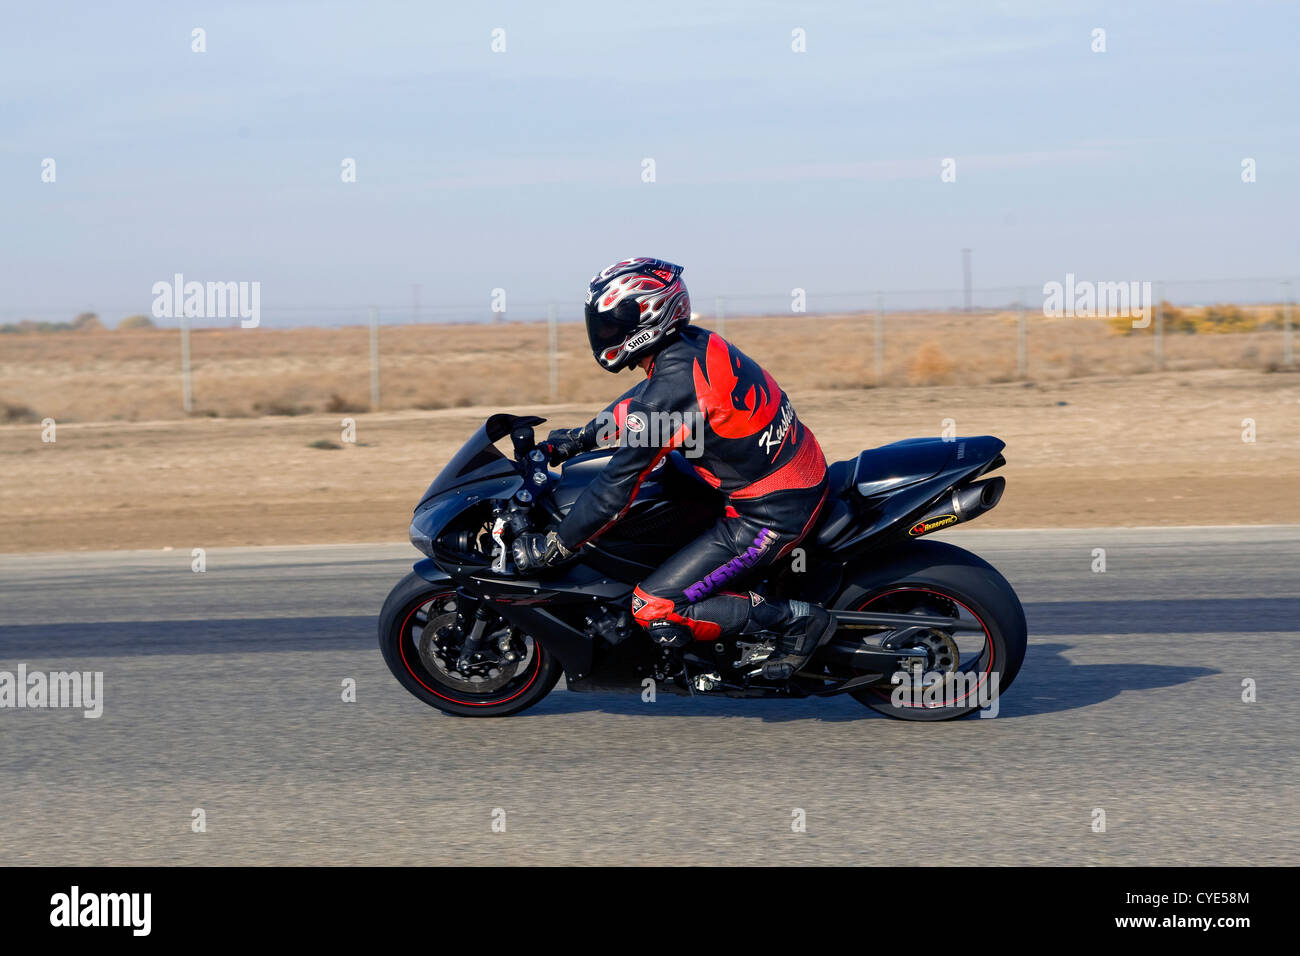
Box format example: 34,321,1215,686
906,476,1005,537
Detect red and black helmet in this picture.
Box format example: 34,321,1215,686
584,257,691,372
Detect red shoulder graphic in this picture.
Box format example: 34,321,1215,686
691,333,782,439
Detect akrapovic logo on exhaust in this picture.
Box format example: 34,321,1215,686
909,514,958,536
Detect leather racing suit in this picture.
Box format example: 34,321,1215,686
553,325,829,644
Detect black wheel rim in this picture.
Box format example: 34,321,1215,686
397,592,545,707
854,587,995,709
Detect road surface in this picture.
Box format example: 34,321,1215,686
1,527,1296,865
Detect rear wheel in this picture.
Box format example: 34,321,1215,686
835,549,1026,721
378,572,561,717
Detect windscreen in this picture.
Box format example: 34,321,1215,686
415,421,516,509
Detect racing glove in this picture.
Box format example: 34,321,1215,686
511,530,574,571
541,426,592,466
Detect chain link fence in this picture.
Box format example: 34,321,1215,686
1,277,1294,420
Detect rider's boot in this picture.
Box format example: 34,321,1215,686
743,597,838,680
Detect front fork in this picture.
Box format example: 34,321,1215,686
455,606,494,670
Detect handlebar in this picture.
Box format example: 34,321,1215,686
510,425,535,460
509,423,553,500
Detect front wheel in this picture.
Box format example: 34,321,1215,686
378,572,561,717
835,547,1027,721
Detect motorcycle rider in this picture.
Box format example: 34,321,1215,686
512,258,835,679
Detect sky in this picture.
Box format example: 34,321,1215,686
1,0,1297,326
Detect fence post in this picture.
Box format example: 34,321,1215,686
368,307,380,410
1017,287,1027,379
873,293,884,384
547,304,558,402
180,311,192,414
961,248,972,312
1154,283,1164,371
1284,280,1294,368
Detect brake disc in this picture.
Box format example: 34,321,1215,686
417,611,522,693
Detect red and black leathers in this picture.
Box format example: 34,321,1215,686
555,325,828,641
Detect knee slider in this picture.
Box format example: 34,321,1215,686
631,587,675,625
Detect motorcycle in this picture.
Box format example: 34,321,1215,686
379,413,1027,721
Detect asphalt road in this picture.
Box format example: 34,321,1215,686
1,527,1296,865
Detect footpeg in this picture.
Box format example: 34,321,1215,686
761,660,797,680
692,671,723,692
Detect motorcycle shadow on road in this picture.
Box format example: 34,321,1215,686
988,642,1217,719
524,642,1218,722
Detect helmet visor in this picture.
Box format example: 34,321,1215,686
585,302,635,357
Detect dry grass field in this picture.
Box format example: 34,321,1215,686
1,360,1297,552
2,308,1294,424
2,309,1296,552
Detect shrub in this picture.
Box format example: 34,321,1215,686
325,392,368,414
253,400,312,416
2,401,40,423
1112,301,1277,335
907,341,956,385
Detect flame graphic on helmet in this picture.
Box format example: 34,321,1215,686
588,258,691,370
592,260,687,323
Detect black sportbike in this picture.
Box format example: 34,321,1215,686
379,414,1026,721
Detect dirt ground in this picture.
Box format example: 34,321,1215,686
2,308,1293,424
1,367,1296,552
